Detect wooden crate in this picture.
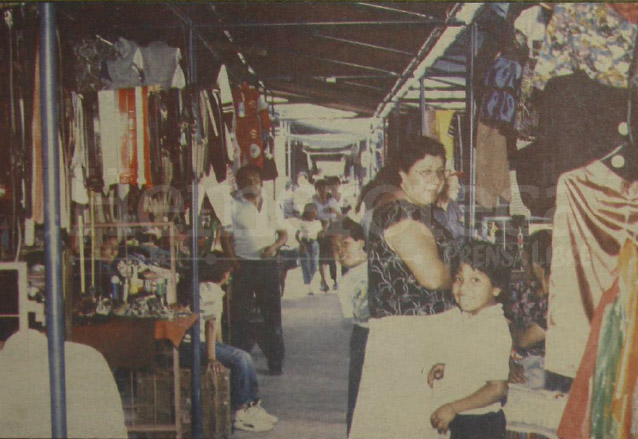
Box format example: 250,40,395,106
181,367,231,439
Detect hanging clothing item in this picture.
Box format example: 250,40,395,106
98,88,152,189
30,47,43,225
513,6,546,59
201,89,228,183
481,56,522,127
475,122,511,209
546,161,638,379
232,83,271,169
513,73,627,217
216,65,233,114
106,38,185,90
557,241,638,439
532,3,637,90
70,92,89,205
432,110,455,166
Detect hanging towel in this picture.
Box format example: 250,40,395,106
475,121,511,209
98,87,152,190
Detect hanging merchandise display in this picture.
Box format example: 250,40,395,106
557,241,638,439
545,160,638,379
98,87,152,189
200,89,228,183
106,37,186,90
532,3,637,91
481,55,522,127
475,122,511,209
232,82,271,169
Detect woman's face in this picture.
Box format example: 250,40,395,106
399,154,446,205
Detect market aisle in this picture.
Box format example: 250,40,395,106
233,266,351,439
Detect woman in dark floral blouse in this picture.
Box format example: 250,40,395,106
506,229,552,389
363,136,456,318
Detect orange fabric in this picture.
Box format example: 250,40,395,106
609,4,638,23
557,279,619,439
142,88,152,187
154,313,199,348
72,314,198,369
31,46,43,224
118,89,131,184
611,243,638,437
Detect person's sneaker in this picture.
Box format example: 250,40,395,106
320,282,329,292
250,400,279,424
307,286,314,295
332,281,339,291
234,406,274,432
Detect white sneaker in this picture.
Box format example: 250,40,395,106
250,400,279,424
233,406,274,432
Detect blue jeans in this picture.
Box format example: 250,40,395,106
181,341,260,411
300,240,319,285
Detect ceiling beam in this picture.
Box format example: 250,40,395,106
193,20,455,28
246,45,400,76
313,33,415,56
341,81,386,91
355,3,463,25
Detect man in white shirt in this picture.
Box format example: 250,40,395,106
221,165,288,375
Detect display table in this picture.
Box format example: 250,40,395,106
504,384,568,439
72,314,198,439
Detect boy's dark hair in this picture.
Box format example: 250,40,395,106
199,250,233,283
326,175,341,186
327,217,366,246
314,179,327,190
451,239,513,293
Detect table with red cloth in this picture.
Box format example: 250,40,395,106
71,313,199,439
71,314,198,369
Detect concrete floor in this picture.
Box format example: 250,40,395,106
233,265,352,439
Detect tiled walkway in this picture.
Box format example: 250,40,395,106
233,266,351,439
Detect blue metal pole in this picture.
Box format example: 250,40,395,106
188,20,203,439
39,3,67,438
467,22,477,240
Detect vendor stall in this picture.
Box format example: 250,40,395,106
3,3,638,439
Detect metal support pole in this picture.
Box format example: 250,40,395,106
419,77,426,136
40,3,67,438
467,23,478,239
188,19,203,439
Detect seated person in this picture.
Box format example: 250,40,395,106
0,328,127,438
427,240,512,439
506,229,551,389
180,251,278,433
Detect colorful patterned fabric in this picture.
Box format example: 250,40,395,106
506,279,548,357
532,3,637,90
367,199,456,318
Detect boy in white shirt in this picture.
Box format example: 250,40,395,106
427,240,512,439
328,218,370,435
184,251,278,433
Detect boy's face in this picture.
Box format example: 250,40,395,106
452,263,500,315
332,235,366,268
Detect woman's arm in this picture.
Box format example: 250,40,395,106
384,219,452,290
513,322,546,349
